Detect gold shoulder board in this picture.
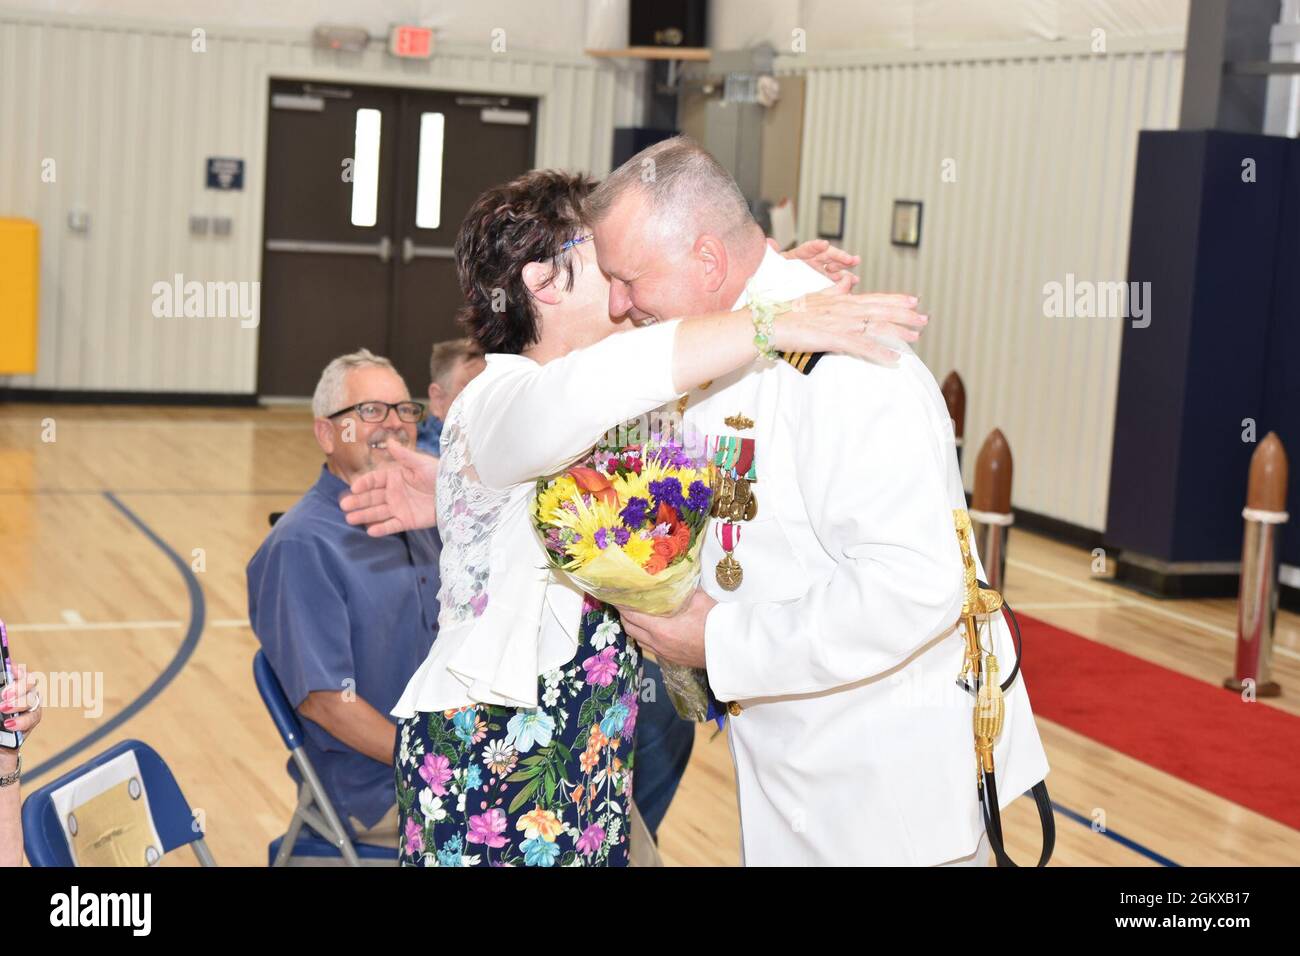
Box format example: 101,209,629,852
778,350,826,375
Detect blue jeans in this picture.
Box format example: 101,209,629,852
634,659,695,838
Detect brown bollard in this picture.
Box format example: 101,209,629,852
942,371,966,467
970,429,1013,593
1225,432,1288,697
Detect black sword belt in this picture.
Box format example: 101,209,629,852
955,581,1055,868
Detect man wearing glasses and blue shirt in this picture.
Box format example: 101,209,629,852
247,349,441,850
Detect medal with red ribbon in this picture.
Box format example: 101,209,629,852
714,501,744,591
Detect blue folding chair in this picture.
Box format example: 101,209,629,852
253,650,397,866
22,739,216,867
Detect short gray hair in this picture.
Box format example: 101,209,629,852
311,348,402,419
586,136,754,248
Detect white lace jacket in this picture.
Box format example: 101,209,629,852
391,319,683,716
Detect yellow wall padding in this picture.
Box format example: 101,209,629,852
0,218,39,375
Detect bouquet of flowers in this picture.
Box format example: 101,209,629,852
533,437,717,720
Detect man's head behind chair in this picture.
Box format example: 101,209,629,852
311,349,421,485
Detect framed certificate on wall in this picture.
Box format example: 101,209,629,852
891,200,923,247
817,195,845,239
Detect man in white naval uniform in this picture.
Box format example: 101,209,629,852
590,137,1050,866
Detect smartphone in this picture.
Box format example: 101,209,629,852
0,620,22,749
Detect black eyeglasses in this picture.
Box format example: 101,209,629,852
326,400,425,423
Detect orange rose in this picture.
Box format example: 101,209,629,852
644,553,669,575
669,521,691,553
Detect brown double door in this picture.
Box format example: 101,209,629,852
257,79,537,397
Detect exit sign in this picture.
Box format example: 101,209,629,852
389,25,434,59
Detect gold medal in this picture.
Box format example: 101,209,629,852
714,474,735,519
730,478,754,523
715,514,744,591
715,553,743,591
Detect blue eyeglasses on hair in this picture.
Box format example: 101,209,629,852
559,234,594,251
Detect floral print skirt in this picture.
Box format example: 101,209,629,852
396,599,642,867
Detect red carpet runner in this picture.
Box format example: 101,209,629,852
1016,613,1300,831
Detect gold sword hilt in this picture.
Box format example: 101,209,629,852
954,510,1006,774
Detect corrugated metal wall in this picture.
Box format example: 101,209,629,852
0,10,1184,531
0,11,642,394
782,36,1185,531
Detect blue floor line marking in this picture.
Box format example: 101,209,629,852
24,491,206,783
1051,800,1180,867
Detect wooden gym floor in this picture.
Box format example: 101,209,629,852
2,403,1297,866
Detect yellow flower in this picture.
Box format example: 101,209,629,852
549,496,625,569
535,475,579,523
621,531,654,566
610,470,652,509
639,457,672,487
517,805,563,842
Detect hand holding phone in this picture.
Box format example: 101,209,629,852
0,622,25,750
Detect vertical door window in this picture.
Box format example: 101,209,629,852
350,107,382,227
414,112,446,230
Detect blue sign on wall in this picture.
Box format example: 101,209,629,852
206,157,244,190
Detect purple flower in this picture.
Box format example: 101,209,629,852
619,690,640,740
419,753,453,796
594,527,609,550
685,480,712,514
613,527,631,547
653,440,691,468
648,477,685,511
466,809,508,848
620,496,650,527
582,646,619,687
404,817,424,855
576,823,606,856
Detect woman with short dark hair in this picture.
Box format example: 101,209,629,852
342,168,923,867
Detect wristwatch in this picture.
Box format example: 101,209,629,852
0,754,20,788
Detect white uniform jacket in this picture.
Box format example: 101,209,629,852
688,248,1050,865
